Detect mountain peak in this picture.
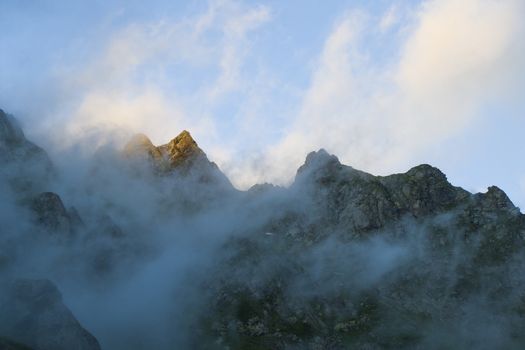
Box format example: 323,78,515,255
481,185,517,211
0,110,55,194
0,109,26,146
166,130,200,155
297,149,341,175
406,163,447,182
123,130,205,170
175,129,192,140
161,130,205,168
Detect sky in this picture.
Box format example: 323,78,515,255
1,0,525,208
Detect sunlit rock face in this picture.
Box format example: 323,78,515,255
124,130,233,188
123,130,236,214
123,130,204,173
158,130,205,170
0,279,101,350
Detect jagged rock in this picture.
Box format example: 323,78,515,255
123,130,234,198
0,110,52,166
0,279,101,350
0,110,26,146
158,130,205,170
479,186,518,212
160,131,232,189
3,109,525,349
291,150,472,233
196,150,525,349
0,110,54,196
30,192,73,234
381,164,470,217
296,149,343,177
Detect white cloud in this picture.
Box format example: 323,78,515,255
229,0,525,189
394,0,525,146
47,0,271,152
379,4,399,32
206,3,271,99
24,0,525,194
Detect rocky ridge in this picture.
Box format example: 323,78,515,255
1,109,525,349
197,151,525,349
0,109,54,196
124,130,232,188
0,112,117,349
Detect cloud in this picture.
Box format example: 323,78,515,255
231,0,525,189
379,4,399,32
6,0,524,197
394,0,525,148
43,0,271,152
206,3,271,99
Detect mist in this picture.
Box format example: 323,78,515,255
2,0,525,206
2,1,525,349
5,110,525,349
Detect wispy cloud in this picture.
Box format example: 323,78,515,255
379,4,399,32
2,0,524,199
48,0,271,151
230,0,525,188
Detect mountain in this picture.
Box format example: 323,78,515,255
0,112,121,349
124,130,233,189
0,279,101,350
0,111,77,238
197,151,525,349
0,109,54,196
1,108,525,349
122,130,237,215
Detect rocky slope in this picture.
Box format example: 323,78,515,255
0,279,101,350
1,108,525,349
0,109,54,197
124,130,233,189
0,112,109,349
195,151,525,349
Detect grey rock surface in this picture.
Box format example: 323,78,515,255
0,110,54,196
0,279,101,350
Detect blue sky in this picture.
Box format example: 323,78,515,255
1,0,525,208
